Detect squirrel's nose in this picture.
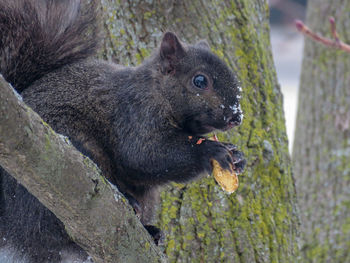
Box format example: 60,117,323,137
226,112,242,127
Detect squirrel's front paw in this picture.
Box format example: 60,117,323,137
200,141,246,175
220,143,246,174
230,149,246,174
199,141,236,173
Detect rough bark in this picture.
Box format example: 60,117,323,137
101,0,300,262
0,76,166,263
293,1,350,262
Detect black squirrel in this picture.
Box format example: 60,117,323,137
0,0,246,262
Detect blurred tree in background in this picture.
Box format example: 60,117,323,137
101,0,300,262
293,0,350,262
269,0,307,24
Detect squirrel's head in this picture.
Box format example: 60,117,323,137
157,32,243,136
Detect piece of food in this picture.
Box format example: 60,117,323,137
209,134,239,193
211,159,239,194
196,138,205,144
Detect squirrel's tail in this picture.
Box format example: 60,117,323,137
0,0,99,92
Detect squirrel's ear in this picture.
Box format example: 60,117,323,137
160,32,185,74
195,40,210,50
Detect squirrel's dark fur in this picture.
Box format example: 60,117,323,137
0,0,245,262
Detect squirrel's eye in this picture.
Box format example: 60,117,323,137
193,74,208,89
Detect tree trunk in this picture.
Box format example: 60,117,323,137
0,76,166,263
293,1,350,262
102,1,300,262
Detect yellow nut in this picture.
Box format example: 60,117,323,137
211,159,238,194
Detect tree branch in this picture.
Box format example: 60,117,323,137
295,17,350,52
0,75,167,263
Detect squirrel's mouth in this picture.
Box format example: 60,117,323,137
185,122,239,136
217,119,241,132
182,110,242,135
221,122,238,131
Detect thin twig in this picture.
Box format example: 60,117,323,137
295,17,350,53
329,17,339,44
